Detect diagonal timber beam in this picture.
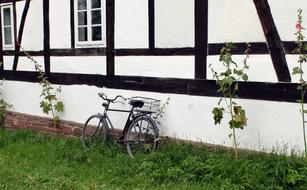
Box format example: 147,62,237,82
12,0,31,71
253,0,291,82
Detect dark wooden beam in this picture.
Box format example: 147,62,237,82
0,70,305,103
2,41,305,57
4,48,107,56
148,0,155,49
208,42,268,55
253,0,291,82
116,47,195,56
70,0,75,48
12,0,31,71
106,0,115,76
43,0,50,73
1,0,24,3
50,48,107,56
194,0,208,79
283,41,307,54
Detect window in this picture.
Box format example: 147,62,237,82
1,4,14,50
74,0,105,47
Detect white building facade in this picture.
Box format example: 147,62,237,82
1,0,307,152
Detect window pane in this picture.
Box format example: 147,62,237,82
78,0,87,10
3,8,11,26
78,27,88,41
92,26,102,41
91,0,101,9
91,10,101,25
4,27,12,45
78,12,87,26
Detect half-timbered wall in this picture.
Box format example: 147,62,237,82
0,0,307,152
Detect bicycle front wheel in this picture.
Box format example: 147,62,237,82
81,114,109,149
125,116,159,157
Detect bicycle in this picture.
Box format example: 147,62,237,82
81,92,160,157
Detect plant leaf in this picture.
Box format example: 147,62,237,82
242,74,248,81
292,67,303,75
54,101,64,112
212,107,224,125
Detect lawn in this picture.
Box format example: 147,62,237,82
0,130,307,190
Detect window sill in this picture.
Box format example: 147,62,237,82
2,46,15,51
75,43,105,49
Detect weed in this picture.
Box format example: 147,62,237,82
0,79,11,128
21,47,64,129
210,43,251,158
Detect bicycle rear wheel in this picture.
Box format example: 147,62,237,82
81,114,109,149
125,116,158,157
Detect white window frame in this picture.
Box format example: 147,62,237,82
1,3,15,50
74,0,106,48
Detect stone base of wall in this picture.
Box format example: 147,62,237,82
4,111,82,136
3,111,240,153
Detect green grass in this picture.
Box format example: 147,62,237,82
0,130,307,190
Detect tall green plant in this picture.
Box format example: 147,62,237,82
210,43,250,158
22,49,64,129
292,9,307,157
0,78,12,127
153,97,170,125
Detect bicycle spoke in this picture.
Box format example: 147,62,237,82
81,115,109,149
125,117,158,157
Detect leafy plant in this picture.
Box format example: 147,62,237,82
292,9,307,157
0,79,12,127
153,97,170,125
210,43,250,158
22,48,64,129
286,169,305,185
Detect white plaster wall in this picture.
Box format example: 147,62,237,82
207,55,278,82
208,0,265,43
115,56,194,78
3,56,14,70
16,0,43,50
51,56,106,75
115,0,148,48
269,0,307,41
155,0,194,48
206,54,307,83
49,0,71,49
3,56,44,71
2,80,305,153
3,0,307,155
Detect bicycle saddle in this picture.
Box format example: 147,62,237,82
129,100,144,108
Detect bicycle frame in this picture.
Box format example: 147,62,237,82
101,100,149,141
81,93,160,157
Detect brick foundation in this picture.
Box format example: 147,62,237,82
3,111,239,153
4,111,83,136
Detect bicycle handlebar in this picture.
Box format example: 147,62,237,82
98,92,127,103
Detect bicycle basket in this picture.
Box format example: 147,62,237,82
129,96,161,113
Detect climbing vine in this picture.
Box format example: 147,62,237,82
22,48,64,129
